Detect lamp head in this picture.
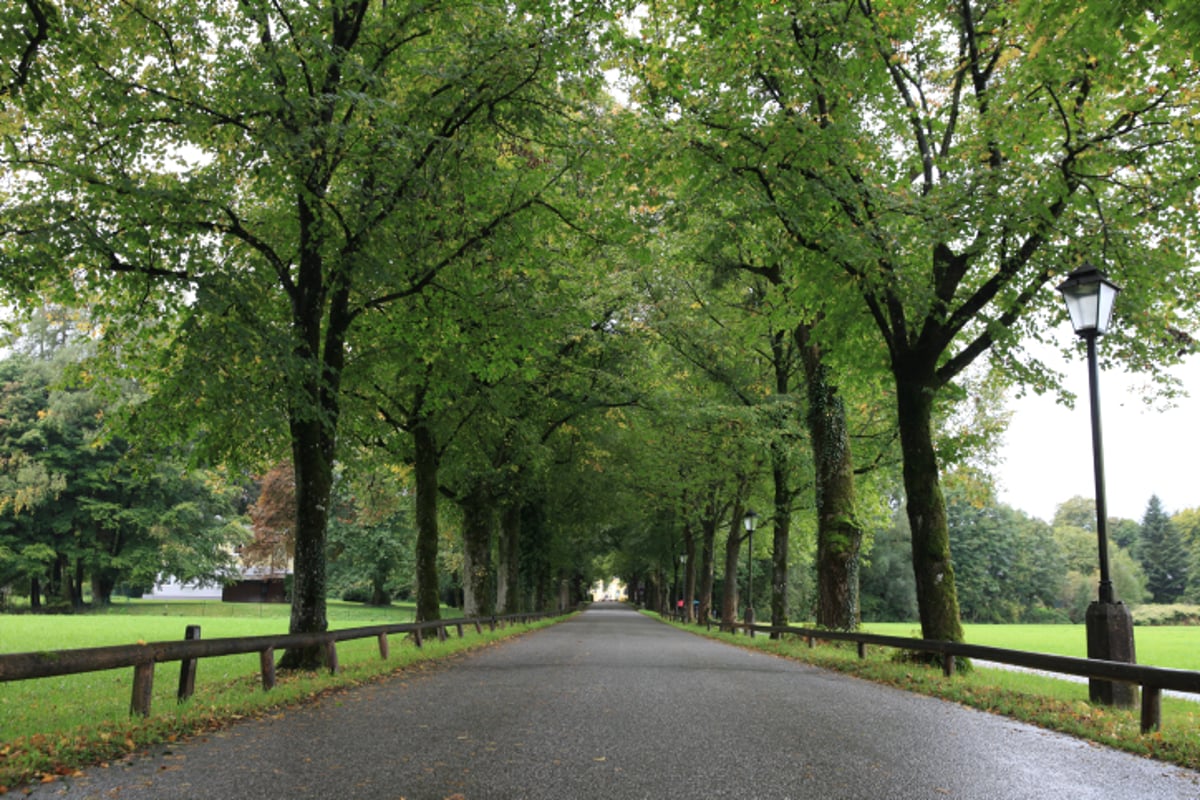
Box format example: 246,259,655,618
1057,263,1121,336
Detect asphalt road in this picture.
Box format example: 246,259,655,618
22,603,1200,799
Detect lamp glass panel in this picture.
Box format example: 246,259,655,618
1063,282,1100,333
1095,284,1118,334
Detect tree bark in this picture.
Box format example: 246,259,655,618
280,414,333,669
91,572,117,607
460,485,495,618
413,421,441,622
896,367,965,644
497,503,521,614
721,510,742,629
682,520,696,622
798,328,863,631
697,510,717,623
278,184,349,669
767,330,796,637
770,456,791,635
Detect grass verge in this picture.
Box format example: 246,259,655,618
0,610,565,793
667,619,1200,773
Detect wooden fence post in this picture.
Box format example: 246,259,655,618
177,625,201,702
325,641,339,674
260,647,276,691
1142,686,1162,734
377,632,390,660
131,661,154,717
413,628,423,648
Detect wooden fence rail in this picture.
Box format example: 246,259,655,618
0,611,560,718
673,614,1200,734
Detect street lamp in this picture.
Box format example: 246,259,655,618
743,510,758,629
1057,263,1136,707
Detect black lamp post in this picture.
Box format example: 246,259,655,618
1057,263,1137,707
743,510,758,628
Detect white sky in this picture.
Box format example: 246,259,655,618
994,327,1200,524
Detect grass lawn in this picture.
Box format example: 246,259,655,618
864,622,1200,670
0,599,554,791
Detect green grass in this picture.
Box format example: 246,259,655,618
0,600,561,791
673,619,1200,773
864,622,1200,670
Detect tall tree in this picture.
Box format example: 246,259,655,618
0,341,242,607
2,2,613,665
1137,495,1189,604
627,0,1200,645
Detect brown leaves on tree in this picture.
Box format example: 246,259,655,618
243,462,295,575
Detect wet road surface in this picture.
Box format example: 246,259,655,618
21,603,1200,799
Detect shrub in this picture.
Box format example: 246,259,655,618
1132,604,1200,626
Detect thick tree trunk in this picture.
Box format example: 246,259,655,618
896,369,965,644
768,330,795,637
721,512,742,629
497,503,521,614
279,208,347,670
799,330,863,631
413,421,441,622
29,576,41,611
91,572,117,607
460,486,495,618
279,415,333,669
770,454,791,635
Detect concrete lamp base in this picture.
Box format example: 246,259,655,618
1085,600,1137,708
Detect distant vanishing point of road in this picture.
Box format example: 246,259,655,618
22,603,1200,799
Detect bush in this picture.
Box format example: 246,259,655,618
341,586,371,603
1132,604,1200,626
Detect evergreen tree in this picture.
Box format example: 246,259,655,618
1137,496,1189,603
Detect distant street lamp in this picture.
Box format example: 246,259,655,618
743,510,758,629
1057,263,1136,707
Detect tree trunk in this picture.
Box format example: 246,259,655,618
768,330,795,637
279,414,334,670
71,558,85,608
278,205,349,670
413,421,441,622
460,485,495,618
770,453,791,635
369,570,390,606
682,521,696,622
697,511,717,623
799,329,863,631
896,368,965,644
721,511,742,629
91,571,117,607
497,503,521,614
29,576,41,611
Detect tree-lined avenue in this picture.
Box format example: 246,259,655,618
21,604,1200,799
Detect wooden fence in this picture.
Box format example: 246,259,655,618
0,611,561,718
672,614,1200,734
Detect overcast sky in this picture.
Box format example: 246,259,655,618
994,330,1200,524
